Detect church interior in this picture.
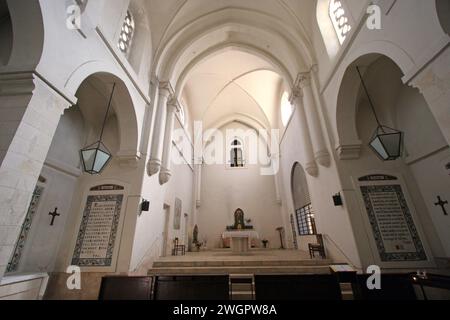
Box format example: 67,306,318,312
0,0,449,301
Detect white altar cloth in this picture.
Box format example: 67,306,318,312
222,231,259,252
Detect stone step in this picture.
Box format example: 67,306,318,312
231,292,254,300
340,283,354,300
148,265,331,276
152,259,331,268
231,283,253,291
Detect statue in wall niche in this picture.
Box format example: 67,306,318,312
193,224,199,244
192,225,203,251
226,208,254,231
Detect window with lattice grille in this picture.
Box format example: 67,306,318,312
329,0,352,44
118,10,135,54
295,203,317,236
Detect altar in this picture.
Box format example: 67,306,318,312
222,230,260,253
222,208,259,253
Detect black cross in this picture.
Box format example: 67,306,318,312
434,196,448,216
49,208,60,226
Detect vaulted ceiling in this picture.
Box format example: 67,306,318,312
145,0,316,57
182,49,284,130
142,0,318,131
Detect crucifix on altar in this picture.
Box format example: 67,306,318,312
49,208,60,226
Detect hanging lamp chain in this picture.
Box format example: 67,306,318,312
98,82,116,144
356,66,384,133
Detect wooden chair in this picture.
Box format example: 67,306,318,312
308,234,326,259
171,238,186,256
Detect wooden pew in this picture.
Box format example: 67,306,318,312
255,275,342,300
98,276,153,300
352,273,417,300
154,275,229,300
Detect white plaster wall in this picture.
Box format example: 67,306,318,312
10,101,146,274
333,56,446,269
129,119,194,271
46,106,86,171
197,122,283,249
319,0,448,148
17,165,77,274
279,106,362,267
309,0,450,269
408,150,450,256
7,105,83,274
395,74,450,256
162,158,194,252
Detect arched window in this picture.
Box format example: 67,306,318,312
281,91,293,127
230,139,244,168
118,10,135,55
329,0,352,44
291,163,316,236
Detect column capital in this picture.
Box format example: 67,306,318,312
167,96,181,113
159,81,174,98
289,86,303,104
289,72,313,103
147,158,161,176
294,72,312,89
304,161,319,177
159,168,172,185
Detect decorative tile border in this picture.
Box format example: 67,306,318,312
290,214,298,250
6,186,44,273
361,184,427,262
71,194,123,267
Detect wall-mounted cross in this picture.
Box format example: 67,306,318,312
49,208,60,226
434,196,448,216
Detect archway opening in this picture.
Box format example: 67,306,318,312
336,54,450,265
5,73,137,289
291,162,317,252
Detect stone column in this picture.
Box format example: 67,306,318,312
0,72,69,279
159,99,178,185
297,72,331,167
272,153,282,205
195,163,202,208
290,88,318,177
147,82,172,176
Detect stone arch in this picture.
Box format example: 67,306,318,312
290,162,310,210
65,66,140,159
436,0,450,34
174,44,293,99
203,114,270,149
334,43,415,159
0,0,44,69
154,7,314,89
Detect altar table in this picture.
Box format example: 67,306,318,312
222,231,260,253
